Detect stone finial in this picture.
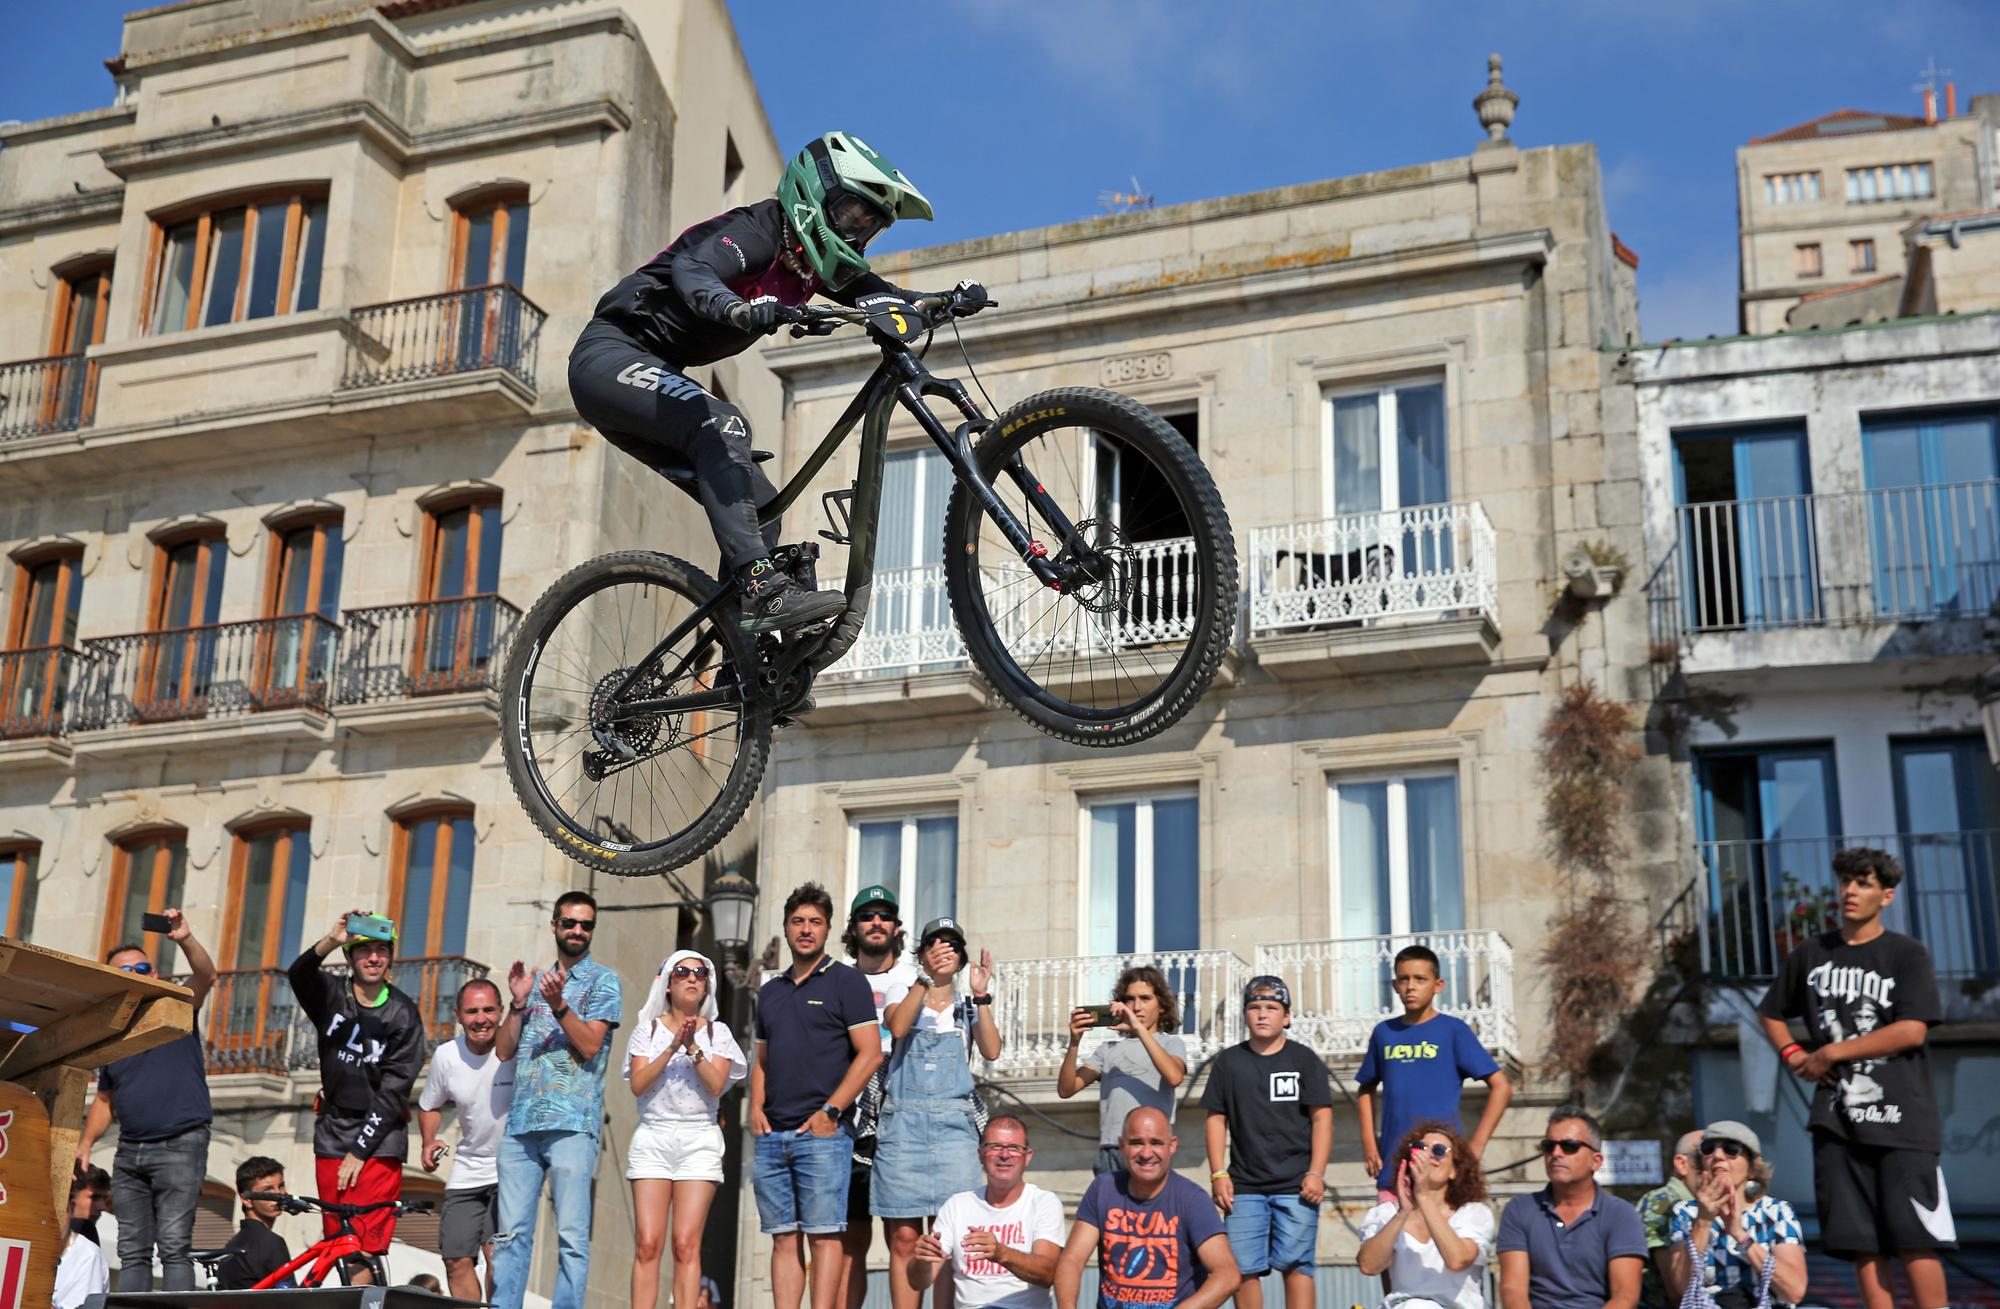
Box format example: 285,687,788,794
1474,52,1519,145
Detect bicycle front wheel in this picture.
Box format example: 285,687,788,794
942,387,1235,746
500,551,770,874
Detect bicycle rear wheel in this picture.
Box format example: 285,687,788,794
500,551,770,874
942,387,1235,746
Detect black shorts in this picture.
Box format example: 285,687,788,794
1813,1131,1957,1258
847,1161,872,1224
438,1184,498,1260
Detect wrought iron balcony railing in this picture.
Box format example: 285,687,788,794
192,955,488,1076
1254,929,1518,1063
342,284,544,392
0,352,97,442
0,645,84,739
70,615,341,731
1249,502,1498,636
337,595,520,703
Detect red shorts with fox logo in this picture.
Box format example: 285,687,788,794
315,1155,403,1253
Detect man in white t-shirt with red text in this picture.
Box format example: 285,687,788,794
911,1115,1065,1308
417,977,517,1301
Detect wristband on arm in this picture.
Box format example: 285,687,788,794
1779,1042,1803,1061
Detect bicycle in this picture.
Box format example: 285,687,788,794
501,284,1237,874
191,1191,433,1288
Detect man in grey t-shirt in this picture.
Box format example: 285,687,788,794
1056,966,1189,1174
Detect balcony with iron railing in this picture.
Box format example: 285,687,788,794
1647,481,2000,677
1696,831,2000,1020
0,645,84,742
341,284,544,395
1248,502,1500,677
0,353,97,441
68,615,342,743
336,594,520,715
189,955,487,1077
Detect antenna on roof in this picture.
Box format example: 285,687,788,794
1098,177,1155,214
1913,55,1951,122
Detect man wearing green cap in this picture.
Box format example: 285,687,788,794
288,907,427,1282
837,882,917,1309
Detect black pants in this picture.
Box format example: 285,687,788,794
569,323,780,573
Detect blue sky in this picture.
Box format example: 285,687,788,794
7,1,1998,341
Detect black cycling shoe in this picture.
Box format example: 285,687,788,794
774,693,817,730
739,562,844,634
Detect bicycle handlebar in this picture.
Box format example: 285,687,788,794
787,284,997,340
242,1191,436,1218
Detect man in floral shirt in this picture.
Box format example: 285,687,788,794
490,892,624,1309
1635,1130,1703,1309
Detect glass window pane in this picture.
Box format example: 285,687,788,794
461,208,495,288
245,202,289,320
914,816,957,924
294,200,326,312
201,542,227,626
1088,802,1135,955
503,202,530,287
203,210,246,327
1332,394,1382,516
161,840,187,975
3,848,36,937
157,222,198,332
475,504,502,594
280,831,312,963
878,451,921,571
66,278,100,353
857,820,901,898
117,852,152,952
162,542,200,628
1395,383,1449,508
442,817,475,956
279,528,316,614
1149,796,1199,951
401,819,437,954
1405,776,1464,932
1337,782,1390,937
23,562,61,646
237,832,278,968
318,527,344,620
434,510,469,598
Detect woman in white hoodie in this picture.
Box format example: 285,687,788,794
624,949,747,1309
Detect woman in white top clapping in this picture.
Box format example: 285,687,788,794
625,949,747,1309
1356,1120,1497,1309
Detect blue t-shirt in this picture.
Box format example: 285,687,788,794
97,1021,211,1142
754,956,878,1132
1356,1012,1499,1189
1075,1171,1224,1309
506,956,623,1138
1496,1186,1647,1309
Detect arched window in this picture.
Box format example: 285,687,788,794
390,807,476,959
258,513,343,705
143,188,328,335
415,494,503,691
449,188,529,292
139,528,227,720
3,546,83,738
222,821,314,970
105,826,189,971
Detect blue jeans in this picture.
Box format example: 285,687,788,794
490,1130,598,1309
753,1130,852,1234
112,1125,210,1292
1224,1191,1319,1277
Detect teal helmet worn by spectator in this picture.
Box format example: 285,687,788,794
777,131,933,290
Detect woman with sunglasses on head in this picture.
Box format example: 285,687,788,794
1667,1122,1806,1309
625,950,748,1309
1357,1120,1495,1308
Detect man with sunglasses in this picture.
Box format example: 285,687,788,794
78,912,217,1293
911,1116,1064,1308
1497,1108,1646,1309
492,891,624,1309
838,884,919,1309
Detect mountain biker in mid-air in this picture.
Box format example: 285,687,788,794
569,130,986,634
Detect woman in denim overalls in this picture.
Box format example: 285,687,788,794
870,917,1003,1309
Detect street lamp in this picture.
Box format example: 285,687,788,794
706,873,757,956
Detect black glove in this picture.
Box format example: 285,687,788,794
948,280,994,316
726,295,792,335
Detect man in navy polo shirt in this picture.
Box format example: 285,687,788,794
75,910,219,1292
751,882,882,1309
1499,1107,1646,1309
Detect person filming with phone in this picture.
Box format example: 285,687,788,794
1056,964,1187,1176
288,909,427,1284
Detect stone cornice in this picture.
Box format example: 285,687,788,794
0,189,126,239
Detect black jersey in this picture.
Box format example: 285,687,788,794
287,948,426,1159
590,198,913,367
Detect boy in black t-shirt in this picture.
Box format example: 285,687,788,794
217,1157,293,1290
1202,975,1332,1309
1758,846,1953,1309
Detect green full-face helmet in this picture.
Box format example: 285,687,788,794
778,131,933,290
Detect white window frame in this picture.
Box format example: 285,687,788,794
1075,788,1199,956
1326,767,1462,937
845,807,959,950
1762,171,1822,205
1320,375,1448,521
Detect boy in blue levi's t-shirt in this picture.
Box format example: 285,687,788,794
1356,944,1513,1199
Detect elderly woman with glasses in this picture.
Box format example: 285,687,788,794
1667,1121,1807,1309
624,950,747,1309
1357,1120,1495,1309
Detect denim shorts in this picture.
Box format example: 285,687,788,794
1224,1191,1319,1276
753,1131,852,1235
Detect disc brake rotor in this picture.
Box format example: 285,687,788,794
1060,518,1136,615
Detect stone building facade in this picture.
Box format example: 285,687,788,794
735,93,1685,1298
0,1,778,1304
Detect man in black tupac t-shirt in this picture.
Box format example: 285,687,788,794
1759,846,1953,1309
1202,975,1333,1301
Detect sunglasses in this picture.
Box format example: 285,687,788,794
1700,1139,1751,1159
978,1144,1028,1158
1539,1138,1592,1156
1410,1142,1452,1160
855,910,898,925
557,917,596,932
119,961,155,975
671,965,710,980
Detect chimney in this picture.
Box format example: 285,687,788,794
1923,86,1937,124
1946,82,1958,117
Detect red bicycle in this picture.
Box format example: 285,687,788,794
205,1191,434,1288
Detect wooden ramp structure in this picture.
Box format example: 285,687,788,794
0,935,196,1308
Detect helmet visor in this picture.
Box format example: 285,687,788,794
827,192,891,250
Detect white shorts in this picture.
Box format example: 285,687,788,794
626,1119,726,1182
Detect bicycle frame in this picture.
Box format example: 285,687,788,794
606,327,1084,712
254,1225,373,1289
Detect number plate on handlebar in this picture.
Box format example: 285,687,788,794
852,294,928,344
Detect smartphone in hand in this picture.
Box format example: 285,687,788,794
141,912,173,934
1082,1003,1118,1027
345,911,396,941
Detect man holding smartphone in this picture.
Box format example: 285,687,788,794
78,908,217,1292
289,909,427,1285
